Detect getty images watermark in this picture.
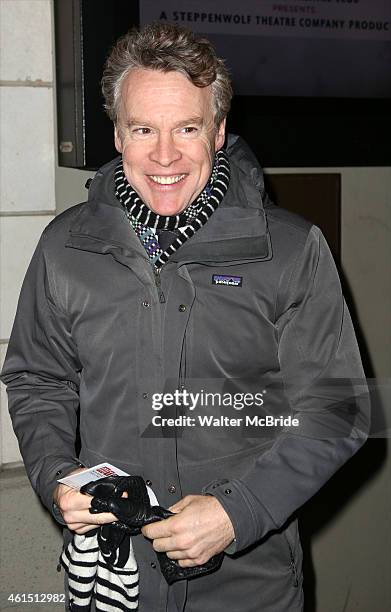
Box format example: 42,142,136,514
150,389,300,428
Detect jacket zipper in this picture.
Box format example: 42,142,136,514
153,268,166,303
288,546,299,587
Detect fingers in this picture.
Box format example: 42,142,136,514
165,549,188,561
67,523,100,535
55,471,131,534
142,495,195,539
151,536,176,553
65,510,120,534
59,490,92,512
57,486,120,531
145,495,232,569
165,547,210,567
62,508,119,525
168,495,195,513
152,533,206,565
142,496,195,540
142,515,176,540
177,558,202,568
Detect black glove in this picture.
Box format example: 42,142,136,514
80,475,223,583
81,475,172,535
155,549,223,585
97,523,132,567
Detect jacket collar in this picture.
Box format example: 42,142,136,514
66,135,272,265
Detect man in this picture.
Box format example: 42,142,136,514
1,23,369,612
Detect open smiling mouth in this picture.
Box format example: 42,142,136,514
148,174,187,186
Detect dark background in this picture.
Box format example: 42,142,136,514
54,0,391,170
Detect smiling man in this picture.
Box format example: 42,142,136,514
115,69,225,217
1,23,369,612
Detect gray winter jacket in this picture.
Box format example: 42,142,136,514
1,136,369,612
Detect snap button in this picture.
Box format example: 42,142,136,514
224,488,232,495
151,561,157,569
146,479,152,487
142,300,151,308
142,393,149,399
178,304,187,312
168,484,177,494
56,469,62,476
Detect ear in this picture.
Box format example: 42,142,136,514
114,126,123,154
214,118,226,152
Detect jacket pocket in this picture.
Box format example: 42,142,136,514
286,539,300,588
282,519,302,588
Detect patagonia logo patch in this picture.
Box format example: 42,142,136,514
212,274,243,287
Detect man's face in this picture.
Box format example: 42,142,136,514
114,68,226,216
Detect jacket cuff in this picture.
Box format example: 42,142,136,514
39,458,86,524
202,478,276,552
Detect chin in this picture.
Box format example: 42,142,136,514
149,202,188,216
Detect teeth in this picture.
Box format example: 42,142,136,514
149,174,186,185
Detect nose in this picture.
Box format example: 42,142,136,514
149,133,182,167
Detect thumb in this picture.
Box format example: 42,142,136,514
168,495,194,513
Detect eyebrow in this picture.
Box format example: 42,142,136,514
126,116,204,128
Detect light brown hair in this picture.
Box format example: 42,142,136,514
101,22,232,129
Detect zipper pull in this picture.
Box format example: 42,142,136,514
154,268,166,303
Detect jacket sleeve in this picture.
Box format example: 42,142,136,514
204,225,370,552
0,231,83,522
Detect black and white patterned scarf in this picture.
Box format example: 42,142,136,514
114,149,230,269
61,527,139,611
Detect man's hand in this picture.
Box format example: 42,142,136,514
53,468,120,534
141,495,234,567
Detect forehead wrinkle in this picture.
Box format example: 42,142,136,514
126,115,205,129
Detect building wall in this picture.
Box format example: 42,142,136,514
0,0,55,466
0,2,64,607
